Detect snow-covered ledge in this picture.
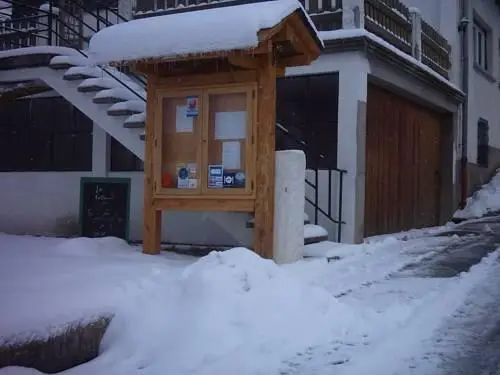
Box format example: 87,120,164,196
273,150,306,264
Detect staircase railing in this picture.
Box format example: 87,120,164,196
0,0,146,101
0,0,347,241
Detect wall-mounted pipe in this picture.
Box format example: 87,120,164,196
458,0,470,209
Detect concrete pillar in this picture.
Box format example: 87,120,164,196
118,0,135,20
337,53,370,244
92,123,110,177
409,7,422,61
342,0,364,29
273,150,306,264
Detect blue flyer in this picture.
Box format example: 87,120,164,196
208,165,223,188
185,96,199,117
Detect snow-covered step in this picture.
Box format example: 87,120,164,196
124,112,146,129
304,224,329,245
93,87,145,105
93,95,124,104
107,99,145,116
77,77,118,93
63,66,104,81
49,55,88,70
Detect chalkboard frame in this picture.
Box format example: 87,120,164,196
79,177,132,241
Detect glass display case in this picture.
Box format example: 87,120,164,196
156,85,255,197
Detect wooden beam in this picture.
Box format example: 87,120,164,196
253,50,276,260
278,54,312,67
227,55,259,70
114,45,270,68
258,21,286,43
287,12,322,59
156,71,256,89
142,75,162,255
154,197,255,212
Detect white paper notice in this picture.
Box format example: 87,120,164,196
222,141,241,170
214,111,246,140
175,105,193,133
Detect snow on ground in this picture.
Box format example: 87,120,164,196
334,249,500,375
454,169,500,219
288,235,461,297
0,234,195,342
0,229,496,375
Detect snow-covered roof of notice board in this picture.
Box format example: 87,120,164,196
88,0,322,65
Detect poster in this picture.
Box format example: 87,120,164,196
208,165,224,188
177,163,197,189
223,171,246,188
175,105,193,133
214,111,246,140
185,96,199,117
222,141,241,170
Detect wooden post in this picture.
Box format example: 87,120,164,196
253,48,276,259
143,76,162,254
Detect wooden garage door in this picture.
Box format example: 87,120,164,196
364,84,442,237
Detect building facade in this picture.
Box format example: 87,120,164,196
0,0,470,246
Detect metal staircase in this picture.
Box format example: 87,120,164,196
0,0,346,245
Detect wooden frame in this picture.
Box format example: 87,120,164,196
201,84,257,198
153,88,204,197
131,7,323,258
153,83,257,199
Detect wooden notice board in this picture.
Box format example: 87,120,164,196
79,177,131,240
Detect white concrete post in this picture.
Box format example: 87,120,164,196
342,0,365,29
92,123,110,177
273,150,306,264
409,7,422,61
118,0,135,20
337,54,370,244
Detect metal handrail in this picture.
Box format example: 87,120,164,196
1,0,146,101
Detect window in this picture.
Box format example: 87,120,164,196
473,20,490,72
110,138,144,171
477,118,489,167
0,97,92,172
276,73,339,169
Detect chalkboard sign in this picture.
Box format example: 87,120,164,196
79,177,131,240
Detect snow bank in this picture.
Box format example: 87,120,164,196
0,368,43,375
0,234,193,341
68,248,363,375
454,169,500,219
88,0,319,64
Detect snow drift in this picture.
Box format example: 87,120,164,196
67,247,363,375
455,169,500,219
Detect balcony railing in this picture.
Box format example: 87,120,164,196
134,0,344,30
1,0,451,79
134,0,451,77
364,0,451,77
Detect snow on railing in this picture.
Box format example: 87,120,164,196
134,0,343,14
363,0,451,77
